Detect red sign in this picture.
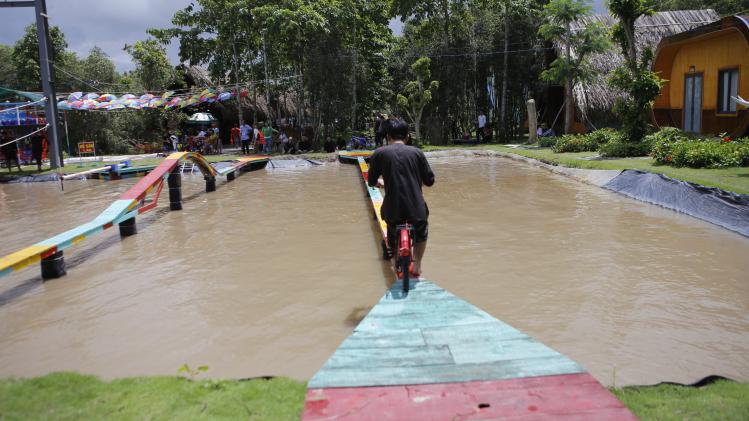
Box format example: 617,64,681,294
78,141,95,154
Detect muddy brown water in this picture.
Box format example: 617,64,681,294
0,156,747,386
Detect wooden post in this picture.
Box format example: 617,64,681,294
527,99,538,144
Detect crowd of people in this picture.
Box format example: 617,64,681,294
161,126,223,155
231,121,302,155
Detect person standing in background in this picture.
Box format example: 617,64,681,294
477,111,486,143
1,130,21,172
374,113,384,147
231,124,240,148
262,122,278,154
31,133,44,172
239,121,252,154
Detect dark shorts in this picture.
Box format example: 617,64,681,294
387,220,428,252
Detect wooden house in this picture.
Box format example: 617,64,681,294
653,16,749,137
543,10,719,133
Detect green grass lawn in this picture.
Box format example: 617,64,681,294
612,380,749,421
423,144,749,195
0,373,306,421
1,373,747,420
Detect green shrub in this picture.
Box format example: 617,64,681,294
552,134,598,153
670,138,749,168
538,136,557,148
649,127,690,164
599,138,652,157
587,128,621,146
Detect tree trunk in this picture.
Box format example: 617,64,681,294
262,36,272,122
564,22,574,134
564,78,574,134
351,28,358,131
441,0,450,48
500,2,509,137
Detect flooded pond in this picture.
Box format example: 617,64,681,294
0,156,747,386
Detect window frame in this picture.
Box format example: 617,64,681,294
716,67,740,116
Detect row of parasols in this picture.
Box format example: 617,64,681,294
56,89,234,111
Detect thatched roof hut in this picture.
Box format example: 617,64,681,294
550,9,720,125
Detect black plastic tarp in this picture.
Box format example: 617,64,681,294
604,170,749,237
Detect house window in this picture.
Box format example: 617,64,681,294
717,68,739,114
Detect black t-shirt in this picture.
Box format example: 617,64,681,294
367,143,435,223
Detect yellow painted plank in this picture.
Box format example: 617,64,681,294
0,245,53,273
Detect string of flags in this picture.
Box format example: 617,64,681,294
56,88,235,111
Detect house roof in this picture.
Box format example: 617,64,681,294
552,9,720,118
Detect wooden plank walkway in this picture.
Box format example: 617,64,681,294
302,152,638,420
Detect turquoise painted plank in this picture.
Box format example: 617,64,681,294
340,329,426,349
308,355,584,388
356,308,495,331
37,221,103,247
449,338,566,365
422,322,528,345
309,280,586,389
323,345,453,369
113,210,138,225
0,267,11,277
364,300,481,318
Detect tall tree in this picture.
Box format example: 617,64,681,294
123,39,177,91
0,44,19,89
608,0,664,143
397,57,439,142
538,0,610,134
81,46,118,90
11,24,69,91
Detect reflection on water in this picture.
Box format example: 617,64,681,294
0,157,747,386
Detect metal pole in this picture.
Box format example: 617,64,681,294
63,110,71,159
34,0,62,169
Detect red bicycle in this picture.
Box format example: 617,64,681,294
395,223,415,292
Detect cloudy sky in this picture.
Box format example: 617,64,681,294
0,0,606,72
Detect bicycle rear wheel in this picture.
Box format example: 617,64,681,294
399,256,410,292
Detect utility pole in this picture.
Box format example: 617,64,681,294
1,0,63,168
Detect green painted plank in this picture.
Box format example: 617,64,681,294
308,355,584,388
323,345,454,369
340,329,426,349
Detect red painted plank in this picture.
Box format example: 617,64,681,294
302,373,637,420
120,160,178,200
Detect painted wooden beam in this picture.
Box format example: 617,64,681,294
0,153,261,278
304,373,637,420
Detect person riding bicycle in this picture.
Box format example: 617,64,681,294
367,117,435,277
